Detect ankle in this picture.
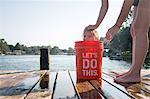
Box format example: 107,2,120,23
128,70,141,77
129,66,141,75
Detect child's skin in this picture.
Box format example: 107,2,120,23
83,30,99,41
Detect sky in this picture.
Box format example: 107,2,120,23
0,0,124,49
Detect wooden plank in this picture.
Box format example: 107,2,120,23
126,83,150,99
0,70,18,74
26,71,57,99
0,72,31,99
102,72,150,99
0,70,46,99
53,71,78,99
0,70,41,75
89,79,131,99
142,76,150,86
69,71,104,99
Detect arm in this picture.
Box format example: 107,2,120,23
106,0,133,41
95,0,109,28
115,0,133,27
85,0,108,31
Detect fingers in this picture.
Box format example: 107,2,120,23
105,25,120,42
84,25,96,33
105,33,112,42
106,29,111,41
105,29,113,42
84,26,88,33
87,25,95,30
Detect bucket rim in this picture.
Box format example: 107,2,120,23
75,41,103,43
75,41,104,48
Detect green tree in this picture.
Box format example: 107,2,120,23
21,45,28,51
50,46,61,55
61,49,68,53
111,27,131,51
14,43,22,50
8,45,14,52
67,47,75,55
0,39,10,54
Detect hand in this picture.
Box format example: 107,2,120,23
105,24,120,42
84,25,98,33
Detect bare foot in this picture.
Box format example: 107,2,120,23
110,71,129,77
115,68,134,77
114,71,141,83
115,71,129,77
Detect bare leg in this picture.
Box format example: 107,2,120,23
115,0,150,83
116,7,138,77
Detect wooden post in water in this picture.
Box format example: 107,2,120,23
40,48,49,70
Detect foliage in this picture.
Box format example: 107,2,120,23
0,39,10,54
50,46,75,55
0,39,74,55
8,45,14,52
109,27,132,54
67,47,75,55
50,46,61,55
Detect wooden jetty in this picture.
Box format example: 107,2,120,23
0,70,149,99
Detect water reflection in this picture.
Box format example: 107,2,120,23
40,73,49,89
76,78,102,99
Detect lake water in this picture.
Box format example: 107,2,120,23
0,55,131,72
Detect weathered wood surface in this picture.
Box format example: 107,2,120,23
68,71,104,99
52,71,78,99
26,71,57,99
0,70,149,99
0,70,47,99
103,70,150,99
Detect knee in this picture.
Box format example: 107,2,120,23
131,24,148,37
130,24,139,37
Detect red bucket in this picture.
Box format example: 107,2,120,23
75,41,104,79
